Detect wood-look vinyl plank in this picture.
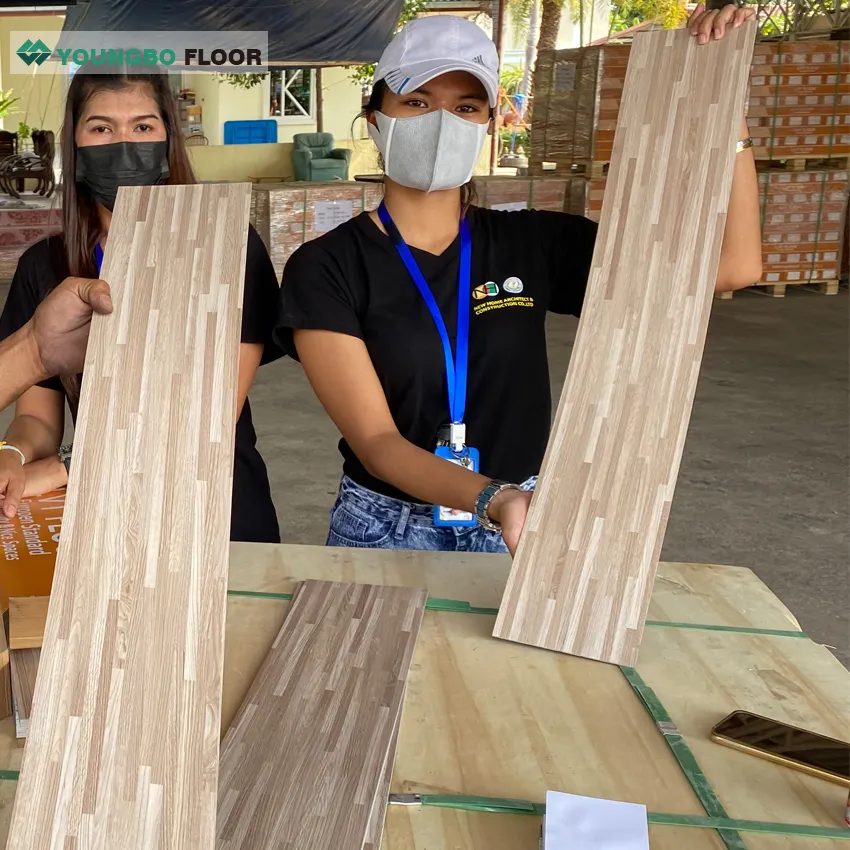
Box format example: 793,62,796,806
216,580,428,850
8,648,38,740
493,26,756,666
7,182,251,849
0,623,10,721
7,597,49,651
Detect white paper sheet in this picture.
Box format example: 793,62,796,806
313,200,354,233
490,201,527,212
544,791,649,850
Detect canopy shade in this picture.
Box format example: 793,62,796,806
62,0,406,65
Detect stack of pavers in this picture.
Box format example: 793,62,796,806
529,39,849,297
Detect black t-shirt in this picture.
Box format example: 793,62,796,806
0,226,282,543
274,207,598,502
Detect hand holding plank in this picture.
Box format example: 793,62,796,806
28,275,113,378
688,2,757,44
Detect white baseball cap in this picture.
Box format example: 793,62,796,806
374,15,500,108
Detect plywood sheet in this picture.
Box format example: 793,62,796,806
7,182,251,849
637,626,850,847
216,580,427,850
493,26,757,666
229,543,806,632
7,598,48,650
219,596,721,835
380,805,726,850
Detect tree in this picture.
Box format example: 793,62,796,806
348,0,427,88
609,0,687,33
537,0,566,52
517,0,540,112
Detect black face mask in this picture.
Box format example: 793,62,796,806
75,140,170,210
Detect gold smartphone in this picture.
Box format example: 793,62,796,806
711,710,850,787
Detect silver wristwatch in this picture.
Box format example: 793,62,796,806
475,479,522,531
58,444,72,475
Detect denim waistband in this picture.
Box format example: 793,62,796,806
337,477,433,523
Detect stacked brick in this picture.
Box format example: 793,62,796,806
251,182,383,279
749,42,849,162
759,169,849,292
529,39,849,294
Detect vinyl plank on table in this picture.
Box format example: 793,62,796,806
216,580,428,850
494,26,756,666
7,182,251,849
8,647,38,740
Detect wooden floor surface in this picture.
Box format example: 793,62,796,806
7,182,251,849
216,580,427,850
493,26,757,666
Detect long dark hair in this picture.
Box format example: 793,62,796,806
60,71,196,279
360,80,479,209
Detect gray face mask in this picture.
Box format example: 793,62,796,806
368,109,488,193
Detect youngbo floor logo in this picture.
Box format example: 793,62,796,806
17,39,52,66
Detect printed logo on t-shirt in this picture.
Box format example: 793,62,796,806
473,282,500,300
502,276,523,294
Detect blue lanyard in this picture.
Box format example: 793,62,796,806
378,202,471,428
94,242,104,275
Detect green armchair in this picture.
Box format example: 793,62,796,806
291,133,351,182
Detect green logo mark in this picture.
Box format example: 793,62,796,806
17,39,52,67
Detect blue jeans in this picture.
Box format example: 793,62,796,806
326,475,537,553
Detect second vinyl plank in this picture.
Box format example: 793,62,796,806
216,580,428,850
494,26,756,666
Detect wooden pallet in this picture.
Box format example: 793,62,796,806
754,155,850,172
716,280,841,298
528,159,608,179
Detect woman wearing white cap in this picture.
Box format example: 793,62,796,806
275,7,760,555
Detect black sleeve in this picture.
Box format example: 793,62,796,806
535,211,598,316
0,246,63,394
242,224,284,365
273,238,363,360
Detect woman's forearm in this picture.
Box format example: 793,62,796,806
361,432,492,513
3,414,62,464
716,118,763,291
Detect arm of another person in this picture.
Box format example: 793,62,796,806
0,274,112,410
0,328,44,411
689,3,763,292
714,121,763,292
294,329,531,554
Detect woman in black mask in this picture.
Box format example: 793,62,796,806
0,71,282,544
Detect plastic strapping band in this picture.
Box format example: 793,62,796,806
224,590,808,638
806,39,841,289
619,666,747,850
643,620,807,639
228,589,293,601
759,41,783,239
389,795,850,839
424,597,499,615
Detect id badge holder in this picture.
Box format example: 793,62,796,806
434,423,479,528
